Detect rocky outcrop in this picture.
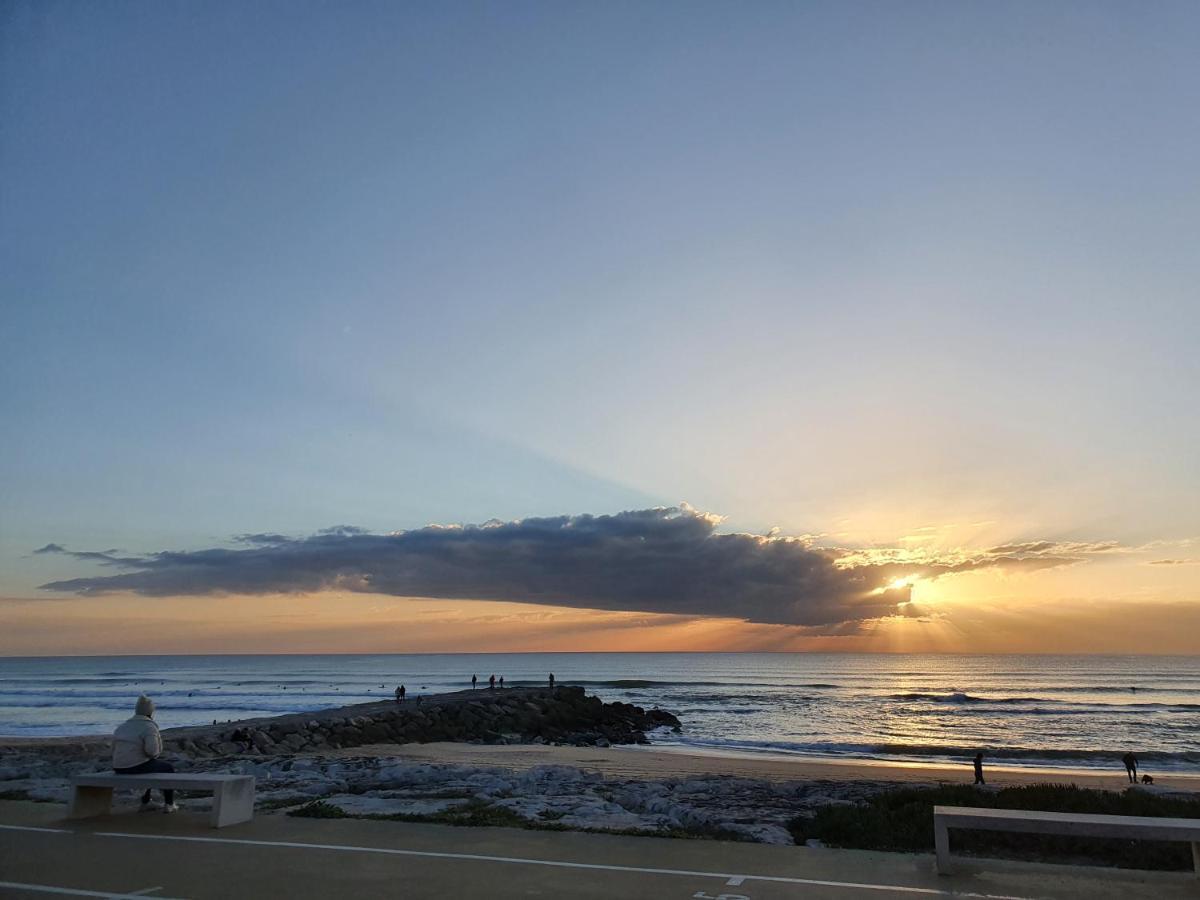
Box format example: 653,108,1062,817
162,687,680,759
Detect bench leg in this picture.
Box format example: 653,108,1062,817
211,781,254,828
934,819,952,875
69,785,113,819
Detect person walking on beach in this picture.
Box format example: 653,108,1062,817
972,752,985,785
113,695,177,812
472,674,478,690
489,674,496,690
395,685,406,704
1123,752,1138,783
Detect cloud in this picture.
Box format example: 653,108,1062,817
831,536,1123,579
1147,558,1198,566
40,507,907,626
36,506,1128,627
233,533,291,546
985,540,1123,557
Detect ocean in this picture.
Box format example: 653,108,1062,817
1,653,1197,771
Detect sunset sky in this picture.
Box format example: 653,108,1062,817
2,2,1198,655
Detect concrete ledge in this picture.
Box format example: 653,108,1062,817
933,804,1200,878
69,773,255,828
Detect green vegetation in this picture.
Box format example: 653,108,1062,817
256,795,313,812
378,799,529,829
290,800,349,819
789,784,1200,871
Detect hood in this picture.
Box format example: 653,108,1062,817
135,694,155,718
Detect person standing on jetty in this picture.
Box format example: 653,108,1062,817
1123,752,1138,783
499,676,504,689
973,752,985,785
472,674,478,690
549,673,555,690
113,695,177,812
489,674,496,690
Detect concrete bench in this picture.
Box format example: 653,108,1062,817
934,805,1200,877
70,773,255,828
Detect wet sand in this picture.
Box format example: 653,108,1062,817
330,740,1200,792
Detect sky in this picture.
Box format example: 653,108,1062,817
2,1,1198,655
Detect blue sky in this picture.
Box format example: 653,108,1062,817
2,2,1198,650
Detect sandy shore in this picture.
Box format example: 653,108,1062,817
327,740,1200,792
5,732,1196,793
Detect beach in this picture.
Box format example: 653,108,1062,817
338,740,1200,792
3,686,1195,853
7,731,1197,792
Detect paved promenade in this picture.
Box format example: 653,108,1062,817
0,800,1189,899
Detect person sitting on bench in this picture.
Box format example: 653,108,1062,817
113,695,177,812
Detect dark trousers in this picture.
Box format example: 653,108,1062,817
114,758,175,804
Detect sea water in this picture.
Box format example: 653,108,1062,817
1,653,1196,770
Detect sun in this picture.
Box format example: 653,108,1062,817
870,576,918,595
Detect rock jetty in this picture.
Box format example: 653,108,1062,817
163,686,680,758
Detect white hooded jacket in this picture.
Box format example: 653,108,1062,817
112,695,163,769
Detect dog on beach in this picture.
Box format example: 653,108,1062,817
1141,774,1154,785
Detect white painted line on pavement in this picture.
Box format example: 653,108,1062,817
0,823,71,834
93,830,1034,899
0,882,185,900
127,888,163,896
726,876,746,885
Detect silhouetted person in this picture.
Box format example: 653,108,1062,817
1123,752,1138,783
489,674,496,690
396,685,406,704
499,676,504,689
549,673,555,689
113,695,177,811
472,674,478,690
973,752,985,785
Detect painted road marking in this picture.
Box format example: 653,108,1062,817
726,876,746,885
127,888,163,896
91,830,1034,899
0,823,71,834
0,883,185,900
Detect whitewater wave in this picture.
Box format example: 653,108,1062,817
661,736,1200,769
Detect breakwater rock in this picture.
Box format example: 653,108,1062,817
163,687,681,758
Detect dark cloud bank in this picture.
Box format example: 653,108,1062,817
37,506,1099,627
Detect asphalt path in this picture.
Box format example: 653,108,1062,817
0,802,1188,899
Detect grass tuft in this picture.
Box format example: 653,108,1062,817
289,800,349,819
